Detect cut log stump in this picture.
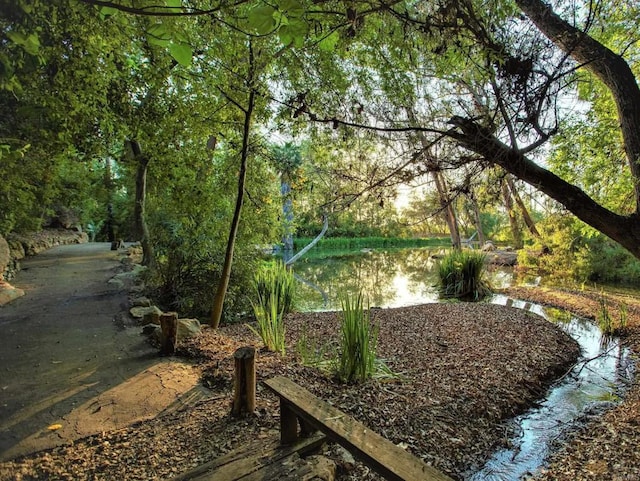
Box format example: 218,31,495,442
160,312,178,355
232,346,256,416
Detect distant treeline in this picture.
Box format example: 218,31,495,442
292,236,451,250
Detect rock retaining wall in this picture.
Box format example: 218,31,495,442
2,229,88,281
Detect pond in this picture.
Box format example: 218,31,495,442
292,247,513,311
287,247,635,481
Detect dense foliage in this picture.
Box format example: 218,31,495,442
2,0,640,319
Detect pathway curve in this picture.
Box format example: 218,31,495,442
0,243,204,461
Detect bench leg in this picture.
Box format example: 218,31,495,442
299,418,316,438
280,399,299,444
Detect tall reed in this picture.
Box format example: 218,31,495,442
337,291,379,383
437,250,492,301
254,261,295,315
249,262,295,354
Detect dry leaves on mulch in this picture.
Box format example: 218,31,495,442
0,302,580,481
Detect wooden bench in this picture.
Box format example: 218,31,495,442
264,376,454,481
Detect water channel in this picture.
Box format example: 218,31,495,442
289,247,635,480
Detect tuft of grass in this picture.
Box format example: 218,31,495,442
296,323,335,372
597,290,628,342
337,291,379,383
437,249,492,301
248,262,294,355
249,290,286,355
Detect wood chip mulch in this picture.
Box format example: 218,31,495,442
0,301,593,481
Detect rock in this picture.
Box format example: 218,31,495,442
143,319,201,344
304,455,336,481
481,241,496,251
48,205,80,229
177,318,201,340
130,296,152,308
0,235,10,280
108,265,147,289
0,280,25,305
129,305,163,324
329,444,355,472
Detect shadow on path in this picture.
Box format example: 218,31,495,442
0,243,204,460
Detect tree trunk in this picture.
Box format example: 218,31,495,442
285,215,328,266
129,140,155,268
506,175,540,238
433,170,462,249
468,192,486,246
515,0,640,212
501,180,523,249
210,81,256,328
447,118,640,260
281,178,294,260
407,108,461,249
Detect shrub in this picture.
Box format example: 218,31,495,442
437,249,492,301
337,291,379,383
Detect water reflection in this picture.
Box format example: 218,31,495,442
469,295,634,481
292,248,512,311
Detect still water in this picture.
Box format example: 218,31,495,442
290,248,634,481
292,247,512,311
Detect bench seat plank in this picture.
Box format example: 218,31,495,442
264,376,453,481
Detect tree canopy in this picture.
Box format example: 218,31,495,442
2,0,640,319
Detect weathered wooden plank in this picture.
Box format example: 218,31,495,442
167,432,326,481
264,376,454,481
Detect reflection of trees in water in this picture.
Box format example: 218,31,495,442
293,248,447,310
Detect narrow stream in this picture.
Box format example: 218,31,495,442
468,295,634,481
292,248,636,479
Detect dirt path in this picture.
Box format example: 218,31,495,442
0,243,204,461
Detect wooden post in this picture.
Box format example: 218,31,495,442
280,400,299,444
160,312,178,356
232,346,257,416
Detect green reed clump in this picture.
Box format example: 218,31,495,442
437,250,492,301
249,262,295,355
254,261,295,315
597,290,628,340
337,291,379,383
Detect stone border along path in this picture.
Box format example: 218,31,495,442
0,242,207,461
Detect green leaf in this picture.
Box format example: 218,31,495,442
99,6,118,17
169,42,192,67
147,23,171,47
248,5,276,35
6,31,27,45
165,0,182,6
279,0,304,17
278,20,308,47
6,31,40,55
23,34,40,55
318,30,339,52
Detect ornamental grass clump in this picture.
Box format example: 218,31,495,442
337,291,379,383
249,262,295,355
437,249,492,301
254,261,295,315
